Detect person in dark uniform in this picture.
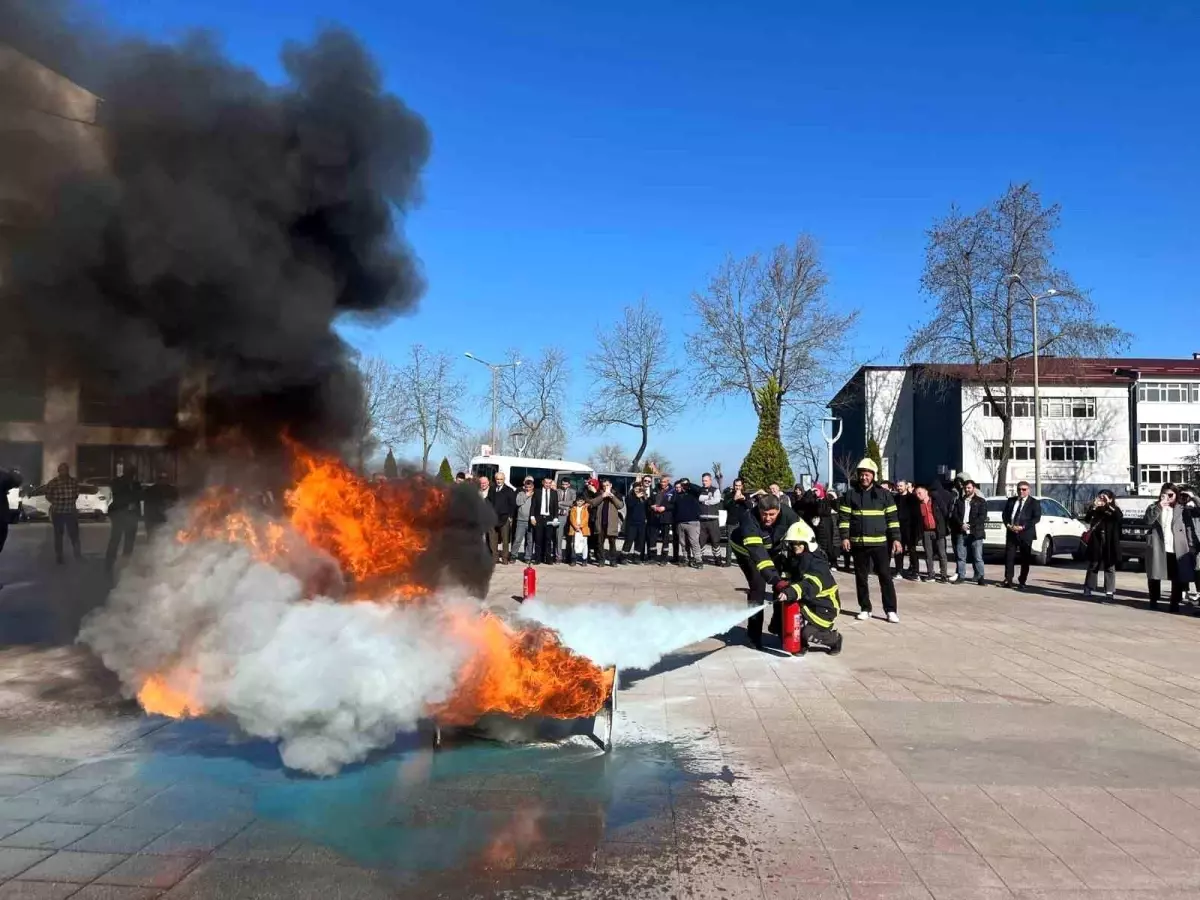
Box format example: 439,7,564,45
776,520,842,656
142,470,179,538
838,459,902,622
0,467,22,560
106,462,143,571
729,495,795,650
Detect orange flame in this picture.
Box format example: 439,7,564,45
138,444,614,726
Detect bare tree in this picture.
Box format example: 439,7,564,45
588,442,631,472
689,235,859,435
786,412,823,483
449,428,492,475
350,355,403,473
394,345,466,474
496,347,568,458
833,451,859,487
902,183,1130,494
579,299,684,470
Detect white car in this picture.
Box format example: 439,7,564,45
20,482,113,521
7,487,20,524
983,495,1086,565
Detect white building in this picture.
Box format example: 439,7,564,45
829,357,1200,509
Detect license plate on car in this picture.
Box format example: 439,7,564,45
987,522,1002,530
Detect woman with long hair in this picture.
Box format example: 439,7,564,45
1083,489,1122,602
1145,483,1195,612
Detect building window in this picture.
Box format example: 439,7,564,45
1044,440,1097,462
1139,423,1200,444
1140,464,1197,486
984,441,1036,460
1139,382,1200,403
981,396,1096,418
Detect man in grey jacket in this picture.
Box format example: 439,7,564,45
697,472,726,566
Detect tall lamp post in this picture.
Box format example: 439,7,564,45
464,352,521,454
821,416,843,487
1006,275,1059,496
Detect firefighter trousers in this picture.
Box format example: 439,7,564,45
735,554,778,644
851,544,897,614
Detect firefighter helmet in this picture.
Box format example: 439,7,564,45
856,457,879,474
784,520,816,547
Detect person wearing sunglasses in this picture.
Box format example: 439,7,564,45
1144,483,1196,613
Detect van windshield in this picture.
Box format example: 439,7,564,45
470,463,498,480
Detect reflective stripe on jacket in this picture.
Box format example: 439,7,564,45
729,508,782,583
837,483,900,546
780,551,840,628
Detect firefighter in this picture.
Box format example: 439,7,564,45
838,458,902,623
775,520,843,655
729,494,789,650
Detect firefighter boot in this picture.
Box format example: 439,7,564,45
802,623,839,655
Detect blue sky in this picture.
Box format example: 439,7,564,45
95,0,1200,479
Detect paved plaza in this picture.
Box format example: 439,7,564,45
4,523,1200,898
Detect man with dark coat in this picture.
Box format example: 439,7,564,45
529,476,559,564
949,478,988,585
106,462,143,572
1001,481,1042,589
894,481,920,579
487,471,518,564
622,482,650,563
650,476,675,566
142,471,179,538
0,467,22,559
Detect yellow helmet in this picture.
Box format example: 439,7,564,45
784,520,815,546
856,457,879,474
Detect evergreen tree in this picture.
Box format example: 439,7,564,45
383,449,399,480
436,457,453,483
865,437,883,475
738,377,795,490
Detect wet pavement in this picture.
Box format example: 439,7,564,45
5,529,1200,897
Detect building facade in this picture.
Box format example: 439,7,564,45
829,358,1200,509
0,47,195,486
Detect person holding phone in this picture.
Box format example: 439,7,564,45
1082,490,1122,602
1144,483,1195,612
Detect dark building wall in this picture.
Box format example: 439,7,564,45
829,372,866,485
912,375,963,485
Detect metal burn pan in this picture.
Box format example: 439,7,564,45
433,667,618,753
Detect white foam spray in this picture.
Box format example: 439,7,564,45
79,536,476,776
517,599,764,670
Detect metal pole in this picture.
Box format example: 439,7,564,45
1032,293,1041,496
490,367,499,451
821,417,843,486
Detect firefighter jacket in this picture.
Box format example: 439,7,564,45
837,483,900,548
779,551,841,630
729,507,785,584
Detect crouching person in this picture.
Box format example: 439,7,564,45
777,520,843,656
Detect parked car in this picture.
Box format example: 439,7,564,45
1112,496,1152,570
20,481,113,521
983,495,1086,565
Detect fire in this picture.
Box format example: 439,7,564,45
138,444,614,729
439,613,615,726
138,673,203,718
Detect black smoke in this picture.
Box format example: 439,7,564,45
0,0,430,456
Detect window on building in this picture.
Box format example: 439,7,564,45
1044,440,1097,462
78,376,180,429
981,396,1096,418
1140,464,1197,486
1139,423,1200,444
76,445,177,483
0,441,44,487
982,398,1032,418
1139,382,1200,403
983,441,1036,460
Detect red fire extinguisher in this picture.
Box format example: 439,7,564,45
780,595,802,656
522,564,537,599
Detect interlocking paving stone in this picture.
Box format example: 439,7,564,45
14,850,126,883
0,822,96,851
0,882,78,900
94,852,202,889
67,825,168,855
0,848,52,880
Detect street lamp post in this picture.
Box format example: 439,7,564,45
820,416,843,487
1006,276,1059,496
464,352,521,454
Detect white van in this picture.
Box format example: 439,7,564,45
469,456,595,493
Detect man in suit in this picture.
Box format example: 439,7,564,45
487,471,517,564
1002,481,1042,589
530,475,559,564
554,477,576,564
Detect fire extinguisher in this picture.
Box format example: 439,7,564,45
780,592,802,656
522,564,537,599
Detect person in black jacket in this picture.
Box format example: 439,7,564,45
838,460,902,622
949,479,988,585
674,478,703,568
529,476,559,564
894,481,920,579
105,463,142,572
621,482,650,563
797,484,838,565
487,472,518,564
0,466,22,558
650,476,675,566
1082,490,1122,602
142,471,179,538
1001,482,1042,589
